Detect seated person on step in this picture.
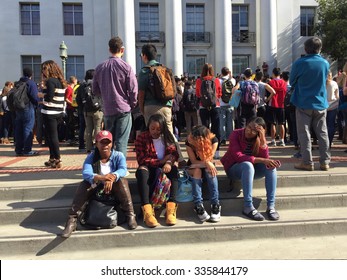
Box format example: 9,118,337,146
135,114,179,228
185,125,221,223
221,117,280,221
61,130,137,238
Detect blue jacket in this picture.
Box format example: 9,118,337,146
82,149,127,185
290,54,329,110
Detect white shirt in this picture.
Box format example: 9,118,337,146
153,136,165,160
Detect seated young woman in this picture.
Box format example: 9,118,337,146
221,117,280,221
185,125,221,222
135,114,179,228
61,130,137,238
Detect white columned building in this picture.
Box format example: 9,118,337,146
165,0,183,75
214,0,233,74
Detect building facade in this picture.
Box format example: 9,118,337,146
0,0,320,84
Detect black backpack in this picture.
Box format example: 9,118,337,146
7,81,29,111
200,78,216,110
79,82,101,112
182,88,198,112
221,78,235,103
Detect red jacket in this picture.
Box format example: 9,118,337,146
135,130,178,168
221,128,269,172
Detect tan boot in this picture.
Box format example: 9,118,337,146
61,216,77,238
142,204,159,228
166,202,177,226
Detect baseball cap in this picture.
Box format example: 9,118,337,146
95,130,113,143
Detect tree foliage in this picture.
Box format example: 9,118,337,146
315,0,347,65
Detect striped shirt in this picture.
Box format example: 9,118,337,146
41,78,65,115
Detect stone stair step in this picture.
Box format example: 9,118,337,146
0,207,346,258
2,172,347,201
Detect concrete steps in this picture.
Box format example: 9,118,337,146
1,207,347,258
1,171,347,259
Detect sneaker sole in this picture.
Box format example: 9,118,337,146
198,215,210,222
209,217,220,223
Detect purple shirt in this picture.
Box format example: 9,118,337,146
93,56,138,116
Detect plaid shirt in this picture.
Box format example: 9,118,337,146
135,131,178,168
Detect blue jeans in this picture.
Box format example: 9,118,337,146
226,161,277,208
219,105,234,141
104,112,132,159
15,107,35,154
1,111,11,138
326,109,337,147
191,169,219,205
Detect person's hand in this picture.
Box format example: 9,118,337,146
255,125,267,145
162,163,172,173
104,173,116,182
103,180,113,194
264,159,281,169
206,161,218,177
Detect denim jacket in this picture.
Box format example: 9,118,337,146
82,149,127,185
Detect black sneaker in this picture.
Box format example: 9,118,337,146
194,204,210,222
210,204,221,222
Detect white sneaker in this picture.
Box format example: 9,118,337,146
194,204,210,222
210,204,221,222
277,140,285,146
268,140,276,147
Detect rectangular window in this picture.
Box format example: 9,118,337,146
66,55,85,81
300,7,315,36
185,4,205,42
186,56,206,77
21,56,42,83
139,3,159,32
63,3,83,35
232,5,249,42
232,55,249,77
20,3,40,35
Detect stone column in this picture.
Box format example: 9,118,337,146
214,0,233,74
259,0,277,71
114,0,137,72
165,0,183,76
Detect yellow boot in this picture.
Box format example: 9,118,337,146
142,204,159,228
166,202,178,226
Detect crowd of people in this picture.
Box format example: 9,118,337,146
1,36,346,237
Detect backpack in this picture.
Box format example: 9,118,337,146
7,81,29,112
221,78,235,103
182,89,198,112
71,84,80,108
200,78,217,110
151,168,171,209
145,64,176,102
284,87,295,111
240,80,260,106
82,83,102,112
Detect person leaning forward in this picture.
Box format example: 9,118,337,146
61,130,137,238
